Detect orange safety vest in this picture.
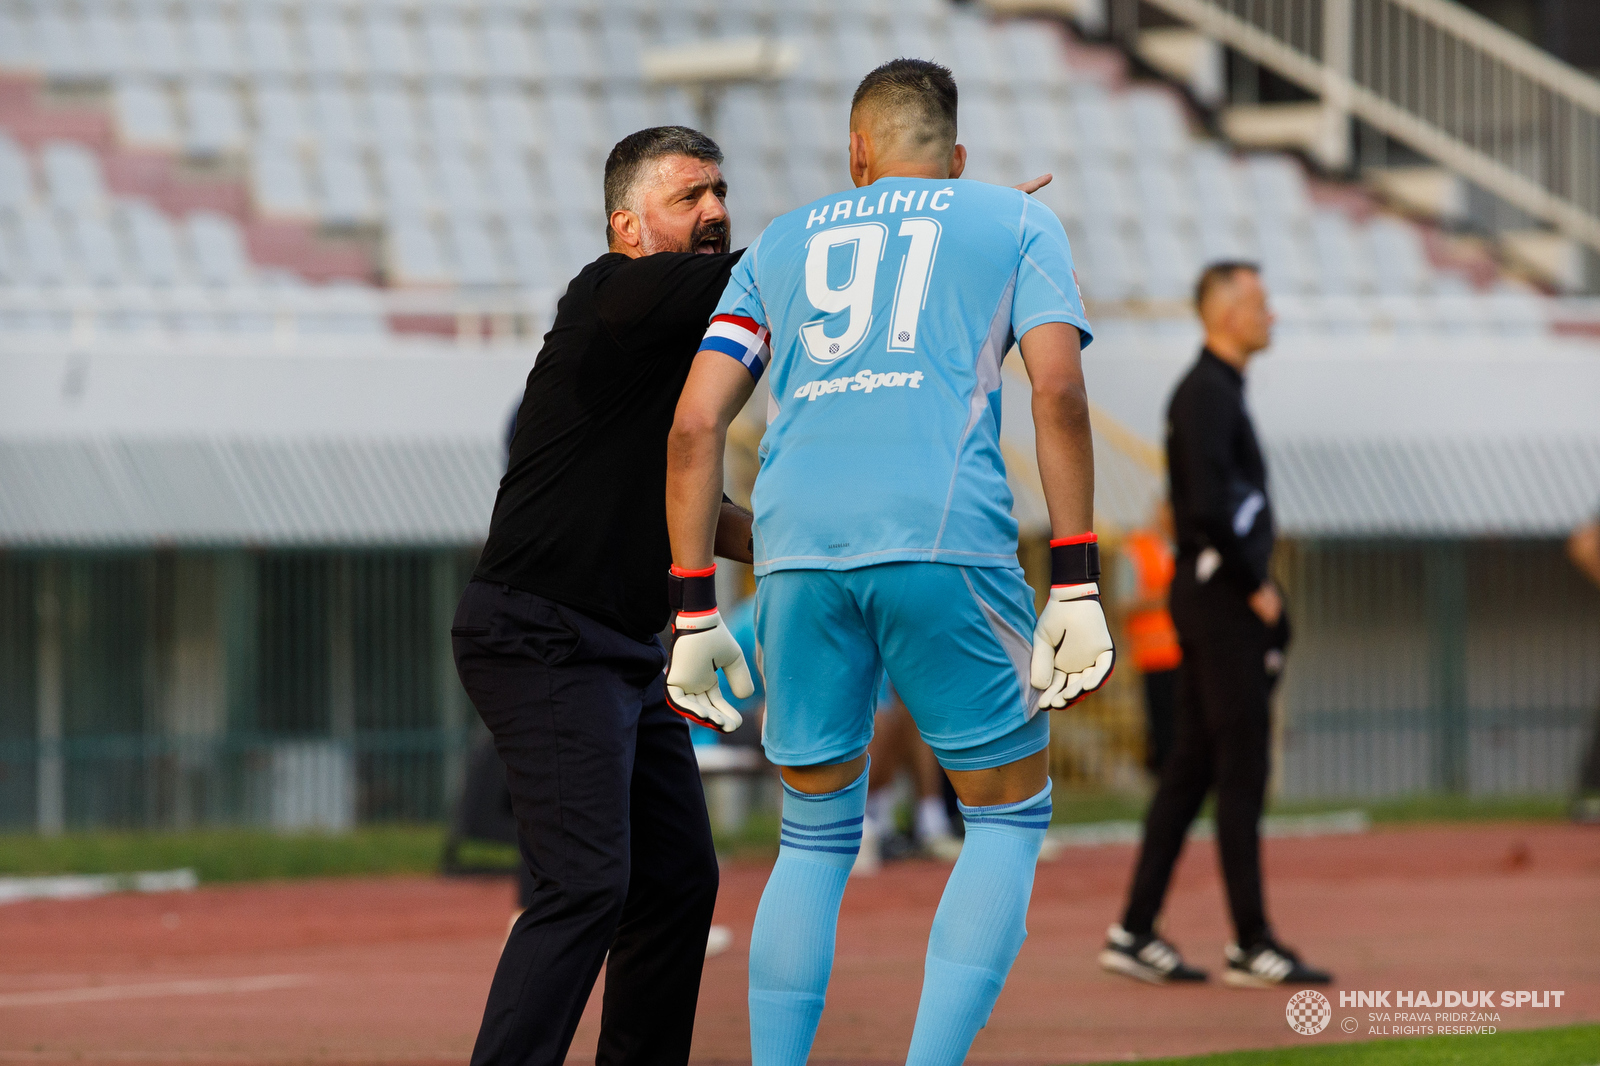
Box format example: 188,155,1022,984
1121,529,1183,673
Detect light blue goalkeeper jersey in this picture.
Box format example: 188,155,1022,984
703,177,1092,577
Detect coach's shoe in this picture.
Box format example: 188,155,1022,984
1223,937,1332,988
1098,924,1208,984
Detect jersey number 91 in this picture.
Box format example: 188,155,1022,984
801,218,941,364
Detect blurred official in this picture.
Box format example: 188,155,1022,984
1117,501,1182,775
451,127,753,1066
1567,506,1600,822
1100,262,1331,988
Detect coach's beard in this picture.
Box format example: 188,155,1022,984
642,218,730,256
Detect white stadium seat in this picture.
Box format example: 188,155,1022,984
316,145,378,226
183,8,246,78
422,8,481,79
243,5,298,77
388,216,451,285
1367,217,1434,295
69,212,128,285
187,212,253,285
42,142,107,212
252,144,315,217
36,9,86,80
85,7,133,77
185,80,248,157
312,80,364,148
378,144,436,214
0,134,33,208
370,86,422,146
130,5,184,78
448,213,506,287
363,7,422,78
304,7,360,76
123,200,186,285
115,78,181,149
485,12,539,81
254,81,310,145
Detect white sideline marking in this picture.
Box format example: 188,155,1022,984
1046,810,1370,849
0,868,198,905
0,974,309,1009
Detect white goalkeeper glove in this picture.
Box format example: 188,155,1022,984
1031,533,1116,709
665,564,753,733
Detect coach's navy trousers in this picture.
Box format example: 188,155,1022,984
452,580,719,1066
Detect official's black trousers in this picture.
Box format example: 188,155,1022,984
1121,568,1274,948
1141,667,1179,775
452,580,719,1066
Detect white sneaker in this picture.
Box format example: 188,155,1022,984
706,925,734,958
851,814,881,877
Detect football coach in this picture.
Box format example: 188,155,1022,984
450,126,756,1066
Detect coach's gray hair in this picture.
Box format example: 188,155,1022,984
603,126,724,245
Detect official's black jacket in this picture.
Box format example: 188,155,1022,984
1165,348,1274,597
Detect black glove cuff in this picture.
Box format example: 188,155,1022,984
1050,536,1100,586
667,567,718,614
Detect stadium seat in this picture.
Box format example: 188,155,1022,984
305,7,354,76
0,134,33,209
42,143,107,213
115,79,181,149
70,212,128,285
252,144,316,217
316,145,379,226
130,5,184,78
124,201,185,285
255,81,311,145
188,212,253,286
1367,217,1433,295
16,209,70,284
364,7,422,78
243,5,298,77
485,12,539,81
185,80,248,157
388,216,451,285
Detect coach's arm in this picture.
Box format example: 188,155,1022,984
1019,322,1093,538
668,352,758,571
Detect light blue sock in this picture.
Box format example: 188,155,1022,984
747,765,868,1066
906,781,1053,1066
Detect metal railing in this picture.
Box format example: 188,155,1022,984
0,285,560,345
1140,0,1600,253
0,537,1592,832
1276,538,1599,798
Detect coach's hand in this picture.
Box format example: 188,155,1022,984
1031,534,1115,709
665,565,754,732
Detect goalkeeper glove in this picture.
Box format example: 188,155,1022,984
665,564,754,733
1031,533,1116,709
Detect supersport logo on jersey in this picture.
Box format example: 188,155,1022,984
794,369,925,401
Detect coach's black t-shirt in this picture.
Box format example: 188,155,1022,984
474,249,742,642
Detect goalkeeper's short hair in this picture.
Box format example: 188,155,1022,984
850,58,959,160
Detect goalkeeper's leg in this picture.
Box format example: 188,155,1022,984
905,746,1052,1066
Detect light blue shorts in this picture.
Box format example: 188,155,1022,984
754,562,1049,771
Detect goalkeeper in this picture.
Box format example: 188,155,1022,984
664,59,1112,1066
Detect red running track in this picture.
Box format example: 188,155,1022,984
2,822,1596,1064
